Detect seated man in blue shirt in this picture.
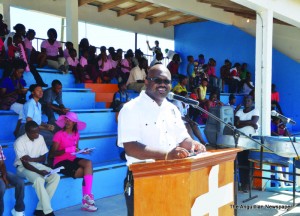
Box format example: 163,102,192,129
17,84,55,147
40,80,69,125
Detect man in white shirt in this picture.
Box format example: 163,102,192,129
118,64,206,216
14,121,60,216
126,57,148,93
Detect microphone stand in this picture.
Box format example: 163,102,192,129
282,124,299,209
190,104,274,215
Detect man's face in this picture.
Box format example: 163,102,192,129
244,97,253,108
139,59,148,70
145,66,171,104
32,86,43,99
15,69,24,79
26,126,40,141
53,85,62,94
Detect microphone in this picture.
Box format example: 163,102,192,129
271,110,296,125
167,92,199,106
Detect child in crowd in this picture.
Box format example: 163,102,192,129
23,29,35,64
107,47,115,60
201,92,223,124
227,93,241,114
63,41,73,60
196,54,205,67
271,117,288,136
40,28,67,73
172,75,188,94
207,58,220,91
230,63,241,93
78,49,93,83
167,53,180,80
187,55,195,91
120,52,133,83
196,78,208,105
50,112,98,212
78,38,89,59
97,46,114,83
67,48,82,83
111,82,130,112
220,59,232,93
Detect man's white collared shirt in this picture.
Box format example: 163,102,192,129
118,91,190,165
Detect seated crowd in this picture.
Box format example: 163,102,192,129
0,19,289,216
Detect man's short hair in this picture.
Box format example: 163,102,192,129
25,121,39,132
51,80,62,88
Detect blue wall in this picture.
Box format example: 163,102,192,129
175,21,300,131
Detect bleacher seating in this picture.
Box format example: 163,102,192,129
0,66,246,215
1,69,127,215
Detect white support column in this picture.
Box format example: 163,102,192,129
255,9,273,136
66,0,78,53
0,0,10,30
255,10,273,136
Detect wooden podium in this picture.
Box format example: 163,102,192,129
129,148,240,216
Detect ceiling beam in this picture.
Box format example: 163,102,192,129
78,0,95,7
164,16,199,28
98,0,131,12
135,7,168,20
144,0,234,25
198,0,248,10
150,11,182,24
117,2,152,16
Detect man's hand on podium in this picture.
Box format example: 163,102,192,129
192,141,207,153
167,147,190,160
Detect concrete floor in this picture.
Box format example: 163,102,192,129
55,189,300,216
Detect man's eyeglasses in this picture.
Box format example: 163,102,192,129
147,77,171,85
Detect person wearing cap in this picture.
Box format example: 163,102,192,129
17,84,55,147
14,121,60,216
49,112,98,212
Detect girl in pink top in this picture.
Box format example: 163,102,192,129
67,48,85,83
40,28,67,73
97,46,115,83
50,112,98,212
78,50,92,83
